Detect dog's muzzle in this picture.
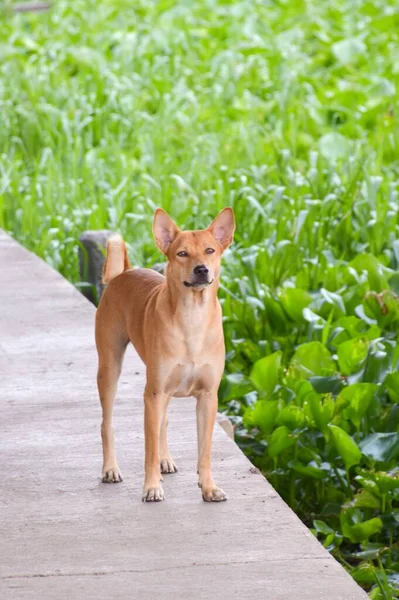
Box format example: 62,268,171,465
184,264,213,288
183,279,214,288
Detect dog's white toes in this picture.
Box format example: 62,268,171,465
160,458,178,474
202,486,227,502
102,468,123,483
142,487,165,502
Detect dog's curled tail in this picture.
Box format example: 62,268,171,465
102,235,131,284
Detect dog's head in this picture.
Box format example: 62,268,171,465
153,208,235,291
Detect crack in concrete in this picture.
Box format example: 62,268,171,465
1,556,330,581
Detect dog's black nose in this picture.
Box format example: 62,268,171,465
194,264,209,276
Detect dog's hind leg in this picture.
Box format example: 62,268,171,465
159,399,178,474
96,327,128,483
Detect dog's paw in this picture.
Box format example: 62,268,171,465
142,486,165,502
160,458,178,474
102,467,123,483
201,486,227,502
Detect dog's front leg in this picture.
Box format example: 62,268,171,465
196,391,227,502
160,401,178,474
143,388,166,502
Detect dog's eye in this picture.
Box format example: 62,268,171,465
177,251,188,257
205,248,215,255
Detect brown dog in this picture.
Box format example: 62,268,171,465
95,208,235,502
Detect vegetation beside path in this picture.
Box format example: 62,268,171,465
1,1,398,596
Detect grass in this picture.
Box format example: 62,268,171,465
1,0,399,597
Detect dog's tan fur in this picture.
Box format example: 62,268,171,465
95,208,235,502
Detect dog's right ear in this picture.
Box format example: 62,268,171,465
153,209,180,255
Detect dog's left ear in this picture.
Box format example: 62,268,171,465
153,208,180,255
207,207,235,251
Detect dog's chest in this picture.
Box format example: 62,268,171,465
174,362,197,396
164,360,216,397
160,306,224,397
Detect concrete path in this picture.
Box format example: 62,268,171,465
0,231,368,600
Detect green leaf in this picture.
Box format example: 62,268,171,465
355,474,381,497
392,239,399,266
313,520,334,535
220,372,252,402
349,543,385,561
290,460,326,479
372,471,399,494
323,532,343,551
276,405,305,430
244,400,278,435
368,586,384,600
363,346,391,384
332,38,367,64
337,383,378,428
337,338,369,376
332,316,366,340
389,272,399,294
344,489,381,510
384,372,399,402
363,291,399,329
319,132,348,161
360,432,399,463
270,241,299,286
328,424,362,470
250,351,282,397
290,341,335,378
280,287,312,322
350,254,389,292
320,288,346,316
303,307,325,324
264,296,288,332
309,375,344,395
344,517,383,543
307,392,334,432
351,563,378,585
371,78,395,98
268,425,295,457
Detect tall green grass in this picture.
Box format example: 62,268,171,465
1,1,398,596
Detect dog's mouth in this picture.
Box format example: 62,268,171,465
183,279,214,288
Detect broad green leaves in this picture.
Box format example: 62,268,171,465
357,469,399,495
290,342,335,378
235,292,398,599
360,433,399,464
337,339,369,376
306,392,334,432
244,400,278,435
337,383,378,428
268,426,295,457
384,372,399,402
250,351,282,398
342,518,383,543
332,38,367,64
350,254,390,292
346,489,380,510
319,132,348,161
329,425,362,470
276,405,305,430
280,288,312,322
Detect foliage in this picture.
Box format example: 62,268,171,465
1,0,399,596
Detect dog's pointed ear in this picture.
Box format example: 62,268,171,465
153,209,180,255
207,207,235,251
